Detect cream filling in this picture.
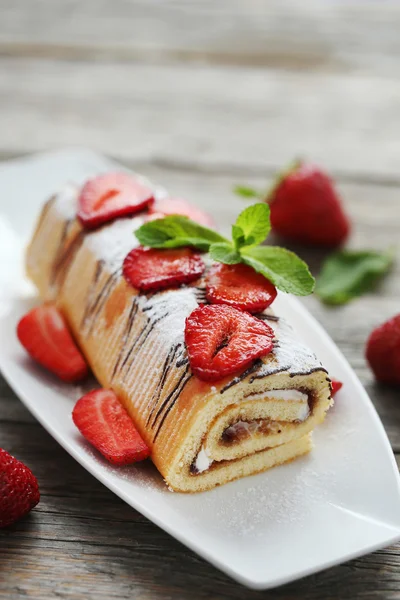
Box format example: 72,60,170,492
252,389,308,402
193,447,212,473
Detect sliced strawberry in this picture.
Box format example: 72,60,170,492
149,197,214,227
184,304,274,381
72,389,150,465
331,378,343,396
17,304,88,382
78,172,154,229
206,263,277,313
123,247,205,292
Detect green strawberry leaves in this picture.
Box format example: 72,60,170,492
316,249,394,305
232,185,263,199
134,203,315,296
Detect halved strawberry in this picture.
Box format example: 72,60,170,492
72,389,150,465
123,247,205,292
184,304,274,381
149,197,214,227
331,378,343,396
78,172,154,229
206,263,277,313
17,304,88,382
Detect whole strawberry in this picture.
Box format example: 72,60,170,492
268,161,350,247
0,448,40,527
366,314,400,385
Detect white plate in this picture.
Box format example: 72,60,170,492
1,149,400,590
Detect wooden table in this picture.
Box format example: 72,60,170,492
1,2,400,598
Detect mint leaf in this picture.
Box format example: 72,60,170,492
316,249,394,305
241,246,315,296
135,216,228,252
233,203,270,250
209,243,242,265
231,224,245,249
233,185,263,199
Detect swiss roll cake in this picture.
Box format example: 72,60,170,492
25,177,333,492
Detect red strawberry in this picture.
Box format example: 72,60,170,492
17,304,88,382
72,389,150,465
0,448,40,528
78,172,154,229
331,378,343,396
206,263,277,313
366,314,400,385
149,197,214,227
269,162,350,247
184,304,274,381
123,247,205,292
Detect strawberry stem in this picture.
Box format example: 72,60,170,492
264,158,302,204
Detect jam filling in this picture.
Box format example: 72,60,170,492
222,419,283,444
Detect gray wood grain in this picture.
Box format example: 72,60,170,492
1,0,400,77
2,57,400,179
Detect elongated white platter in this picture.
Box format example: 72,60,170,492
1,149,400,590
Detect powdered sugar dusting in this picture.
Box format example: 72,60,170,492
85,216,143,271
53,183,79,219
251,317,326,382
138,287,199,346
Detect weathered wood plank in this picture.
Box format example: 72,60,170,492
1,0,400,77
0,421,400,600
2,536,400,600
2,58,400,179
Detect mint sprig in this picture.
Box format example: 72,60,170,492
134,204,315,296
316,248,394,305
135,215,228,252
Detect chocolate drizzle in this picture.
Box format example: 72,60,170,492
194,286,208,304
85,268,121,337
256,313,280,322
111,299,139,381
50,219,76,285
35,195,56,233
51,228,85,290
146,343,181,427
176,355,189,368
220,359,264,394
152,367,193,442
119,311,170,382
80,259,105,328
